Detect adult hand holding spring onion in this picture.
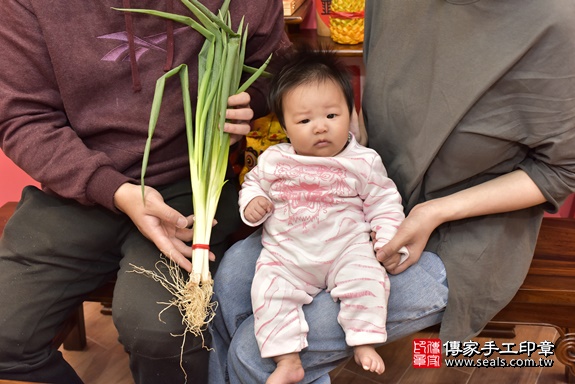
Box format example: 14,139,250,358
114,183,196,271
114,92,254,272
225,91,253,144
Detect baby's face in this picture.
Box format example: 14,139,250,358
282,79,350,157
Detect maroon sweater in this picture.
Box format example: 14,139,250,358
0,0,289,211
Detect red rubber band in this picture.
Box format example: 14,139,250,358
192,244,210,250
329,10,365,19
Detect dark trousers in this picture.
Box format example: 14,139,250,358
0,180,241,384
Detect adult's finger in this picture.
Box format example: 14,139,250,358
145,197,189,230
226,107,253,122
224,121,251,137
388,256,417,275
228,91,251,107
154,237,192,272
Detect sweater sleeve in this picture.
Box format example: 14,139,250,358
0,0,130,210
361,154,409,262
513,14,575,212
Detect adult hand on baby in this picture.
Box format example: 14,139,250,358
244,196,273,224
350,107,368,146
376,202,442,274
376,249,405,273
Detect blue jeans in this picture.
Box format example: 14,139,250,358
209,228,448,384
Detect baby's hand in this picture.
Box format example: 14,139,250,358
244,196,273,223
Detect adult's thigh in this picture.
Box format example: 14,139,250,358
225,251,448,383
0,187,125,370
385,251,448,342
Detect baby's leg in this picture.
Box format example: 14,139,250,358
354,345,385,374
251,252,317,358
328,247,390,347
267,352,305,384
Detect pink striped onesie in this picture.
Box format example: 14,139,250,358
239,136,408,358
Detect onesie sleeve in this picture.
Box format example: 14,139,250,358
238,150,274,227
361,154,409,262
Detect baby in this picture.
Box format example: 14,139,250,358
239,47,408,383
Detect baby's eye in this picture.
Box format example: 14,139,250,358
299,119,310,124
327,114,336,119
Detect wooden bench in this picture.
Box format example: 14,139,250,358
488,217,575,382
1,201,574,380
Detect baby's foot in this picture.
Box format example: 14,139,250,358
267,353,305,384
354,345,385,374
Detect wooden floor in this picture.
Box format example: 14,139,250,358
61,302,570,383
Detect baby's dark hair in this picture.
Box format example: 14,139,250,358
267,45,354,128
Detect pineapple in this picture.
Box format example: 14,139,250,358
329,0,364,45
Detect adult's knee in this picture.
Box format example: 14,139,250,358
113,299,207,359
386,251,448,323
